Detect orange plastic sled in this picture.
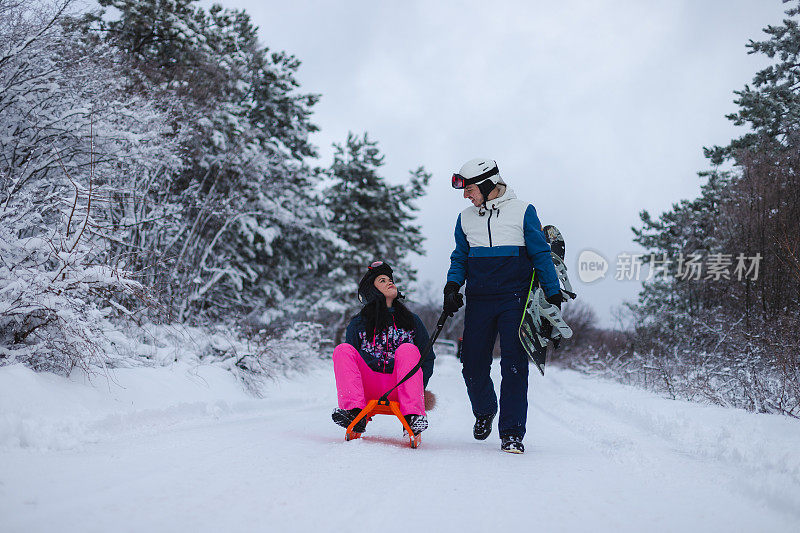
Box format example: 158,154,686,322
344,398,422,448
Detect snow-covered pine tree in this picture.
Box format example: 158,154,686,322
706,0,800,163
702,0,800,315
633,0,800,323
323,132,430,339
619,2,800,415
82,0,344,325
631,170,732,349
0,0,177,373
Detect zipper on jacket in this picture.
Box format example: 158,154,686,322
487,209,493,247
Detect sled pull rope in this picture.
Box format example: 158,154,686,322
378,310,449,403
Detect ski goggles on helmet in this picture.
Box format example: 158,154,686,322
358,261,395,303
451,165,499,189
365,260,393,279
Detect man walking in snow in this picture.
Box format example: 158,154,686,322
443,158,562,454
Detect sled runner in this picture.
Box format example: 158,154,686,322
341,311,449,449
344,399,422,448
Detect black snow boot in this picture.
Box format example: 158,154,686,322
403,414,428,435
473,412,496,440
332,407,367,433
500,435,524,454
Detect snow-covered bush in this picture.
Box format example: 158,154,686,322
0,0,175,374
104,321,328,395
82,0,347,324
1,0,429,385
558,308,800,418
558,4,800,418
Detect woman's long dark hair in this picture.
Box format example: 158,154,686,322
359,297,416,342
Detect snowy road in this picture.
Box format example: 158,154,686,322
2,356,800,532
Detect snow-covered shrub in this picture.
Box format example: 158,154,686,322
224,322,326,394
102,322,328,395
0,191,141,374
581,2,800,418
1,0,424,384
81,0,347,325
558,309,800,418
0,0,175,374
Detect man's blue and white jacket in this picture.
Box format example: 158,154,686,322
447,188,560,298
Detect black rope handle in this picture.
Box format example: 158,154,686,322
378,310,450,403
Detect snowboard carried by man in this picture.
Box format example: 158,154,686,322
519,223,577,375
442,158,570,454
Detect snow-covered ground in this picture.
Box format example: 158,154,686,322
2,356,799,533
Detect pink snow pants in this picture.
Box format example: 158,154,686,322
333,343,425,416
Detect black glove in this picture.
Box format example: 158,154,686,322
443,281,464,316
546,292,564,310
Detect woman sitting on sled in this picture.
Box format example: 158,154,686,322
331,261,435,435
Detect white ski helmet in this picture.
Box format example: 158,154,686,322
451,158,503,190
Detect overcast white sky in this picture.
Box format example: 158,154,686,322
218,0,787,326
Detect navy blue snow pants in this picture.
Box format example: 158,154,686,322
461,292,529,438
